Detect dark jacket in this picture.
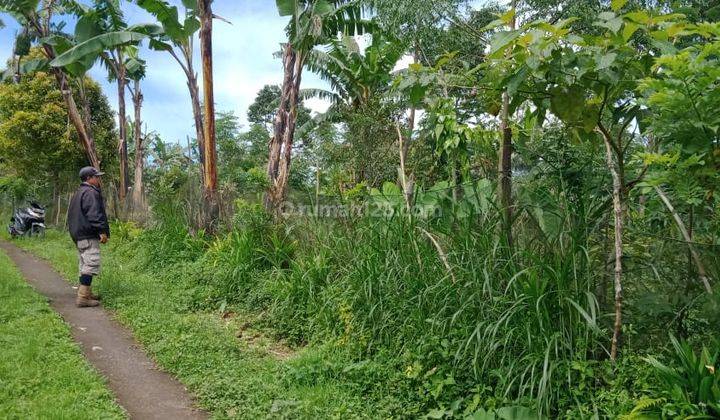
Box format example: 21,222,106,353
68,183,110,243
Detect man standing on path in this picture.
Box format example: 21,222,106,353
67,167,110,308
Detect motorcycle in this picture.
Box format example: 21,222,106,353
8,202,46,238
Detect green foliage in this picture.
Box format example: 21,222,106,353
276,0,373,53
632,335,720,417
304,33,404,107
0,71,117,191
0,176,29,203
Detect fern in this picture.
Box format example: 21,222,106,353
621,397,666,419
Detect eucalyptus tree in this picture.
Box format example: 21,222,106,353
0,0,101,168
266,0,372,213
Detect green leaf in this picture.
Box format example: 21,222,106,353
137,0,185,40
597,16,623,33
50,31,148,67
276,0,296,17
611,0,628,12
312,0,333,16
504,65,530,96
500,8,515,25
381,181,401,197
74,15,102,43
596,52,617,70
148,38,173,52
623,22,639,40
496,406,540,420
181,0,197,10
489,30,520,57
469,408,496,420
625,10,651,24
183,16,201,36
549,85,586,123
426,408,446,419
0,0,40,14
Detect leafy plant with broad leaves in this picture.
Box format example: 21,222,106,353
630,335,720,418
303,32,404,107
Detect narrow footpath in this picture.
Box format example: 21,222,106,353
0,240,208,420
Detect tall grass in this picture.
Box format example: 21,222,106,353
119,191,611,415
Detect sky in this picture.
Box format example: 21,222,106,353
0,0,487,144
0,0,336,144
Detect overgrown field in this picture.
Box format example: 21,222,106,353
12,200,720,418
0,246,125,419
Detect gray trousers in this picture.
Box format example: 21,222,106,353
77,238,101,276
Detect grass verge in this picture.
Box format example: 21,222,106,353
9,230,408,418
0,244,125,419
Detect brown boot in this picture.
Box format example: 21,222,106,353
88,286,101,301
77,285,100,308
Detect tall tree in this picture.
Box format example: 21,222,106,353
0,70,117,216
266,0,371,213
498,2,518,247
370,0,467,168
135,0,206,172
49,1,152,206
197,0,218,226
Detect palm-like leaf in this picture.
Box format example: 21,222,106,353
0,0,40,15
278,0,373,52
305,33,404,107
300,87,342,104
136,0,200,42
50,31,148,67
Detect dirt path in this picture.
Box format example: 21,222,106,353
0,241,208,420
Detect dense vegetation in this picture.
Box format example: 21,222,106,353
1,0,719,418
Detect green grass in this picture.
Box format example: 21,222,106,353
0,244,125,419
10,230,408,419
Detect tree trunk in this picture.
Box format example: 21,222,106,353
30,10,101,168
273,51,303,211
601,131,624,362
51,180,60,226
498,0,517,247
400,41,419,165
44,49,100,168
187,69,206,169
131,80,146,216
655,186,713,293
198,0,218,228
265,44,299,213
117,56,129,203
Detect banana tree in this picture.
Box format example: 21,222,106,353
303,33,404,109
266,0,373,213
52,0,154,203
0,0,101,168
196,0,218,226
123,47,147,215
134,0,206,172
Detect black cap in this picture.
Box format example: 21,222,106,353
79,166,105,181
